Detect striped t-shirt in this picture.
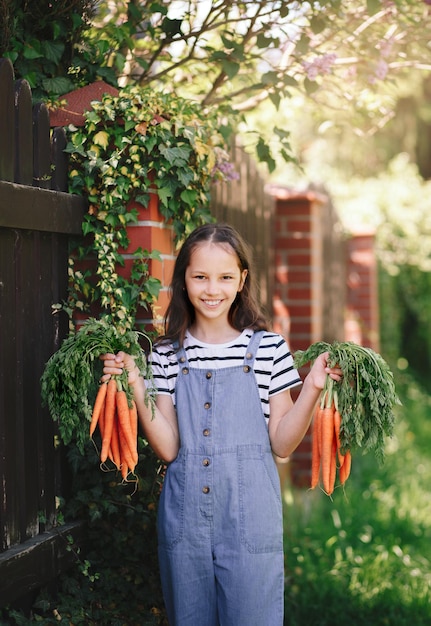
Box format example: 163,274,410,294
150,328,302,422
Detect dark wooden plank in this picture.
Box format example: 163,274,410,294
33,103,51,190
0,58,15,182
0,521,84,607
19,233,42,540
14,79,33,186
0,228,21,549
0,180,86,234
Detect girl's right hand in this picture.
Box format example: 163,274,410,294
100,351,141,385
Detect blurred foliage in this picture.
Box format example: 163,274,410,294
2,1,431,170
283,367,431,626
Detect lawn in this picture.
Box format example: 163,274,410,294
282,368,431,626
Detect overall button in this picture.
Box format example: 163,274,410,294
202,458,210,466
246,352,253,360
179,356,186,363
203,428,211,437
202,486,210,494
204,402,211,409
206,371,212,379
243,365,251,373
182,367,189,375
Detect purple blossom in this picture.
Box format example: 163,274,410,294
210,147,240,183
302,53,338,81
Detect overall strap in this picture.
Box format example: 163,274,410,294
243,330,265,367
173,341,188,366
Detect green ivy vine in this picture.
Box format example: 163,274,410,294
64,85,236,330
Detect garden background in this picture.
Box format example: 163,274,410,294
1,2,431,623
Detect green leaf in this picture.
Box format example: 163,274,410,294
23,42,43,59
159,144,191,166
160,17,182,36
180,188,197,207
269,92,281,109
42,76,75,96
261,71,279,86
221,60,240,80
304,77,319,95
256,137,276,173
310,16,326,35
157,186,172,207
43,40,65,64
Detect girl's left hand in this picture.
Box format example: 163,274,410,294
100,351,141,385
308,351,343,390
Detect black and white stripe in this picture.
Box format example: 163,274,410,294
150,329,302,422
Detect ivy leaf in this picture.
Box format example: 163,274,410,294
159,144,191,166
180,188,197,207
93,131,110,149
157,185,172,207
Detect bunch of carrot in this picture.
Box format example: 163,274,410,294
311,391,351,496
295,340,400,498
89,377,139,482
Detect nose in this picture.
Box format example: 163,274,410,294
205,278,219,294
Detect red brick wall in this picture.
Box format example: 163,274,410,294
72,195,175,329
345,230,379,352
127,195,176,328
269,189,327,487
269,188,379,489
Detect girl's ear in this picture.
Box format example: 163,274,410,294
238,269,248,292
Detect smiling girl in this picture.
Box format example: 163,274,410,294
101,223,342,625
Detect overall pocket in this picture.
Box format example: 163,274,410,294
238,445,283,554
157,454,187,549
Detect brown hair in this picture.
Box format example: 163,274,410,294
157,223,269,346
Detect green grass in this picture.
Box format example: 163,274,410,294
282,368,431,626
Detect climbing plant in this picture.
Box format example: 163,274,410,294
63,85,237,329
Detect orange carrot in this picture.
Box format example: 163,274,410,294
109,414,121,470
311,405,321,489
321,404,335,494
339,450,352,486
116,389,138,464
333,408,345,467
100,378,117,463
98,398,106,439
89,382,108,437
129,400,139,466
327,437,337,496
119,421,136,478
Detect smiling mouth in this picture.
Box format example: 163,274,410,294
203,299,221,307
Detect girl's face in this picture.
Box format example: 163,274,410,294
185,241,248,326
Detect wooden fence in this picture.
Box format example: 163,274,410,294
0,57,86,606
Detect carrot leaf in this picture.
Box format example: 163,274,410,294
294,341,401,464
41,317,154,454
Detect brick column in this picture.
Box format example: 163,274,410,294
345,230,379,351
72,193,175,330
269,187,326,488
126,194,176,329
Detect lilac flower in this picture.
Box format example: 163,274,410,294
211,147,240,182
302,53,338,81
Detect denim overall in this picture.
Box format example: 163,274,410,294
157,331,284,626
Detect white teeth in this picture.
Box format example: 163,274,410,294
203,300,221,306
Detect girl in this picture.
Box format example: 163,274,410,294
101,223,342,626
